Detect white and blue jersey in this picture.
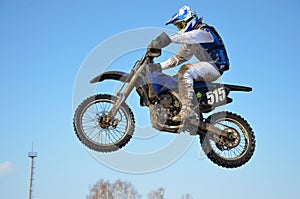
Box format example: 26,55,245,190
161,23,230,74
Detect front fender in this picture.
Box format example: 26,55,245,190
89,71,130,84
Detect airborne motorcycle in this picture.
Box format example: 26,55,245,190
73,34,256,168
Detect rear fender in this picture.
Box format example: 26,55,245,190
224,84,252,92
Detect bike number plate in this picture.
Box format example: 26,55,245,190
206,87,226,105
196,85,228,105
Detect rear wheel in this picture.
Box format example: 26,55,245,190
73,94,135,152
200,112,255,168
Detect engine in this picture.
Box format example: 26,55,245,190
155,93,181,124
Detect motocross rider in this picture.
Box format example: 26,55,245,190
148,5,230,122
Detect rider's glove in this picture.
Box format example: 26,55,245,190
148,63,162,73
147,32,172,57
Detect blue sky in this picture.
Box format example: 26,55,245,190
1,0,300,198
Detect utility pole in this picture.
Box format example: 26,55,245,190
28,144,37,199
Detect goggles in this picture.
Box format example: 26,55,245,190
174,21,187,31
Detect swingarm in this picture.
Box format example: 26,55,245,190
188,118,232,138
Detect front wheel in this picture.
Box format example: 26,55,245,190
73,94,135,152
200,112,255,168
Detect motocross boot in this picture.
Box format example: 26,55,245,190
172,82,196,122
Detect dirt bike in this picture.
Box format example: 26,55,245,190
73,33,256,169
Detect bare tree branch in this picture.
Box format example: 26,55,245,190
147,187,165,199
87,179,141,199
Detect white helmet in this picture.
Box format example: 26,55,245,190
166,6,200,33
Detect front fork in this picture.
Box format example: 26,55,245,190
104,59,148,123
